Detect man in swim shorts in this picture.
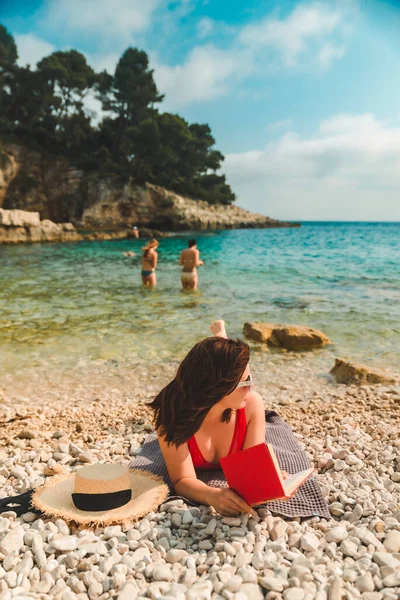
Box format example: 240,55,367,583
179,238,203,290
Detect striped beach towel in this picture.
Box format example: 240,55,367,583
130,411,331,519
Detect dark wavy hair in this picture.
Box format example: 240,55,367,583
150,337,250,447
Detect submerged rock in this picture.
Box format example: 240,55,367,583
330,358,398,385
243,322,330,351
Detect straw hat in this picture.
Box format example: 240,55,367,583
32,463,169,525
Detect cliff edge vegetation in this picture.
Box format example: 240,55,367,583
0,24,234,206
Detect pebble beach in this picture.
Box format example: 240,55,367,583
1,353,399,600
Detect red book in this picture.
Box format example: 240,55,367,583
220,443,315,506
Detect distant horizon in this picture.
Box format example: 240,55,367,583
284,219,400,224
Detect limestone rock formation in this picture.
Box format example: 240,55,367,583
0,208,81,244
0,208,40,227
0,144,299,232
330,358,399,385
243,322,330,351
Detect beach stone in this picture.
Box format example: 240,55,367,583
238,568,258,584
51,536,78,552
259,576,288,592
329,578,342,600
62,591,78,600
80,541,108,555
340,539,359,558
16,428,37,439
132,547,150,561
330,358,398,385
382,572,400,587
182,510,193,524
329,502,345,517
300,533,320,552
239,583,263,600
171,514,182,528
353,527,382,548
199,539,213,550
283,588,305,600
205,518,217,535
78,450,94,463
243,322,330,351
187,580,213,600
44,464,65,476
270,521,288,540
165,549,187,564
326,527,348,544
0,525,25,554
103,526,122,540
88,581,103,598
383,530,400,553
152,565,173,581
224,575,243,593
234,552,252,568
355,573,375,592
222,517,242,526
372,552,400,569
229,527,246,537
348,504,363,523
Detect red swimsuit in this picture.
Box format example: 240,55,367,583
187,408,247,469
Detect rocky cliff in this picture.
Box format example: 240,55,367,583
0,143,298,233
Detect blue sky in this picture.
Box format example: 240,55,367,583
2,0,400,221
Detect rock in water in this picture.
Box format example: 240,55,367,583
243,322,330,351
330,358,398,385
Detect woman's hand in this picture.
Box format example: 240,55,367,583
209,487,256,517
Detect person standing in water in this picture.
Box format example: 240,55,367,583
141,239,158,287
179,238,203,290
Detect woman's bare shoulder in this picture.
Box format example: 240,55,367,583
244,390,264,420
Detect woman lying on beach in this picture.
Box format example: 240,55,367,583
150,320,286,516
141,239,158,287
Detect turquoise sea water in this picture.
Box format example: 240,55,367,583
1,222,399,377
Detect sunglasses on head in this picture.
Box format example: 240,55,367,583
236,373,253,388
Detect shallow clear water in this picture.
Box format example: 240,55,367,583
1,222,399,377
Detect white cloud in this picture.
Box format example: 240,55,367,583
197,17,215,39
156,1,353,107
267,118,293,134
224,114,400,221
317,41,345,67
41,0,160,46
15,34,56,67
154,45,244,108
239,1,343,67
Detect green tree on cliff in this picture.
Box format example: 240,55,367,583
36,51,97,155
0,26,236,205
0,25,17,68
96,48,163,161
132,114,235,204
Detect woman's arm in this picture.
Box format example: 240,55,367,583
158,433,256,516
195,249,203,266
243,391,267,449
178,251,183,265
243,391,289,478
151,250,158,269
